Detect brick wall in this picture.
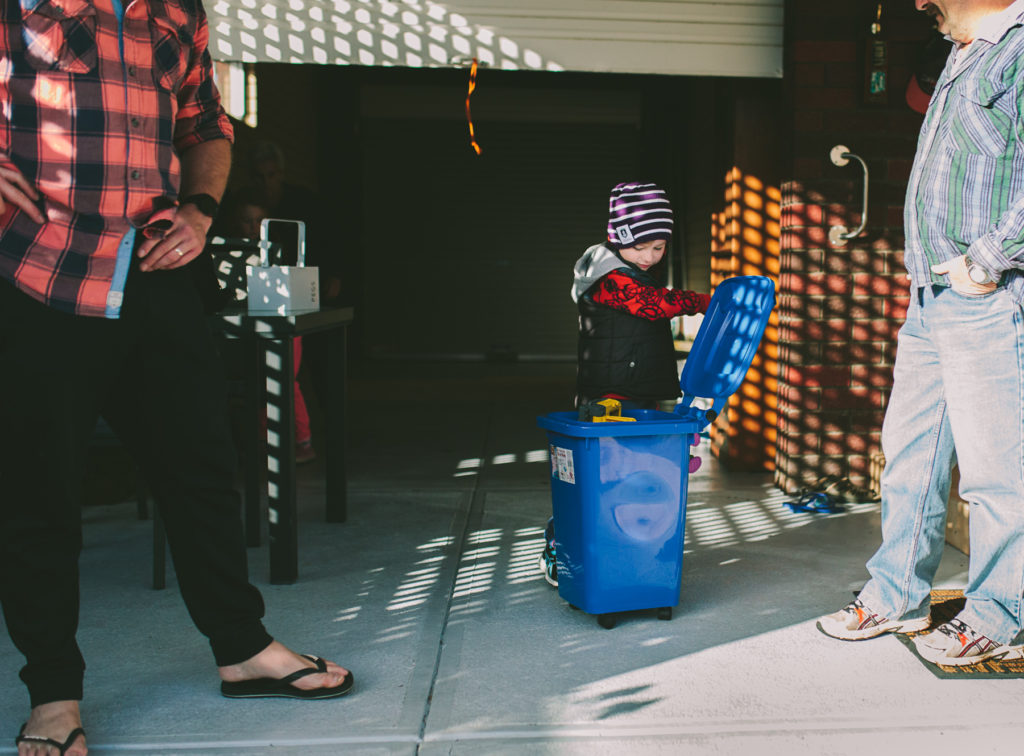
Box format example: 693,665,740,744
773,0,933,492
709,168,780,471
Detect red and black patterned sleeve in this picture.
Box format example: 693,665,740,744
591,270,711,320
173,6,234,152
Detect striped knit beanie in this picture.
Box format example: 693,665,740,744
606,181,674,249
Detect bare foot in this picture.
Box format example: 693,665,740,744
17,700,87,756
218,641,349,692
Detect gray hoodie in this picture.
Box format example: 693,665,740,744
571,243,624,303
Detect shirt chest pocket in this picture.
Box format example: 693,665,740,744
942,77,1014,157
19,0,97,74
148,9,195,93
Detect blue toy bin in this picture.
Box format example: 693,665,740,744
537,275,775,627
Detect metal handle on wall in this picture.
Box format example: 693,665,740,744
828,144,868,246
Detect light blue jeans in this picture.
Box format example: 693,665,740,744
858,284,1024,644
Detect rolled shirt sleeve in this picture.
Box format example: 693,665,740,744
172,7,233,152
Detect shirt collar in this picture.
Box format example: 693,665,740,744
970,0,1024,45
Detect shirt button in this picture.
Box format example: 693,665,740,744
131,117,141,128
131,170,141,180
629,361,636,367
127,65,137,77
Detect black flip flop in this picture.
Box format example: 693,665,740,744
15,724,86,755
220,654,354,700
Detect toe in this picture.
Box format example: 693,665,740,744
313,659,350,688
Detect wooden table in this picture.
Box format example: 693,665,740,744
212,305,354,584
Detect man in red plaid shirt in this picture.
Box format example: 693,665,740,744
0,4,352,754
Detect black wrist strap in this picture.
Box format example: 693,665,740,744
180,193,219,218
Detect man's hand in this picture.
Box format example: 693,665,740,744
930,256,998,296
137,137,229,272
0,163,45,224
136,203,212,272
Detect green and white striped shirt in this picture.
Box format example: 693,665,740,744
905,1,1024,303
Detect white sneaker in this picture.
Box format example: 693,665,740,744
817,598,930,640
914,618,1024,666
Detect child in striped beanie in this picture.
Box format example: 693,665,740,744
572,181,710,406
538,181,710,588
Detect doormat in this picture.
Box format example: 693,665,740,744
894,589,1024,679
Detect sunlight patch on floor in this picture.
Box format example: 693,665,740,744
684,494,879,552
453,449,549,477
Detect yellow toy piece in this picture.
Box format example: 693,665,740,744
589,398,636,422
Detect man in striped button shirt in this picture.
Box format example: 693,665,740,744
1,4,351,755
818,0,1024,667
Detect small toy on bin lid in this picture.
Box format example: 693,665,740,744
578,398,637,423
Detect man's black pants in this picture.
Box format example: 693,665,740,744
0,261,273,707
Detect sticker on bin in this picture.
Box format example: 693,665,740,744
552,446,575,484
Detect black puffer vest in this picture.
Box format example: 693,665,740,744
576,266,680,404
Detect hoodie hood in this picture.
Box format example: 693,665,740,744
571,243,624,303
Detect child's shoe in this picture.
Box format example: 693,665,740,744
538,517,558,587
687,434,702,473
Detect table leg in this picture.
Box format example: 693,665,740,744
325,326,348,523
265,336,298,584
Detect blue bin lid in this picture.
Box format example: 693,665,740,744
678,275,775,418
537,409,702,438
537,275,775,439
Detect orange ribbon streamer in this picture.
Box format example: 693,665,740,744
465,58,481,155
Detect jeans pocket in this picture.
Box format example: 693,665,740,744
19,0,97,74
946,284,1001,301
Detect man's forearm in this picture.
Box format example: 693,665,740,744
178,138,232,201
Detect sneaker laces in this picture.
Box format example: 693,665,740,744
845,599,865,612
840,598,892,629
843,598,871,619
935,618,971,640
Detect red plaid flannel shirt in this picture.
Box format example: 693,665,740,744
0,0,233,317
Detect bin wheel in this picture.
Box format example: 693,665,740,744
598,613,616,629
657,607,673,621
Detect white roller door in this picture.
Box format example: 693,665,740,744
207,0,783,78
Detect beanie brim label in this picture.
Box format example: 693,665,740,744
613,225,636,245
